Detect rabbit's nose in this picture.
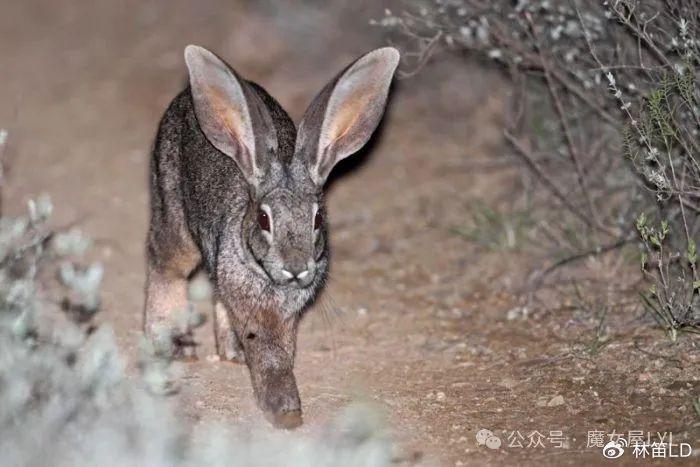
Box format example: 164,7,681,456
281,267,308,280
280,260,315,285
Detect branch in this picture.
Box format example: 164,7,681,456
504,130,619,238
528,235,635,290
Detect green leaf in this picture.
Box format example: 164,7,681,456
650,234,661,247
687,241,697,265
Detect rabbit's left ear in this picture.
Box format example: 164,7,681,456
296,48,400,185
185,45,266,186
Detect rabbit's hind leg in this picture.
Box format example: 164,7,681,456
144,233,201,360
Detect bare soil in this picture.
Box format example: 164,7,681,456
2,1,699,465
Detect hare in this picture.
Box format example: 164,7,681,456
144,45,399,429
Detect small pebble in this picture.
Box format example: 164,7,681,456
547,395,565,407
435,391,446,402
206,354,221,363
506,306,528,321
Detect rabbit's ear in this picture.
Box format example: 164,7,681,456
296,48,400,185
185,45,260,182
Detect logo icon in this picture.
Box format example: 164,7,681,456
602,440,627,459
476,429,502,450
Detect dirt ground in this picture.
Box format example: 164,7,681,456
2,1,699,466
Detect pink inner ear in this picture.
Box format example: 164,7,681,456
320,86,381,162
186,46,261,182
205,84,248,146
326,96,366,143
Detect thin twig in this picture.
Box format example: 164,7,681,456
504,130,619,237
398,30,442,79
528,235,634,290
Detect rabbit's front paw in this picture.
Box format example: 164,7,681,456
144,321,199,362
172,331,199,361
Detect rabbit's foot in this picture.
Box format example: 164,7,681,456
171,332,199,361
265,409,303,430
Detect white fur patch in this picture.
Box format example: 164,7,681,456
261,203,273,243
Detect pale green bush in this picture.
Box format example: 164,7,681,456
0,195,392,467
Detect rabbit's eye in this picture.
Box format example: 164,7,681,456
314,210,323,230
258,209,270,232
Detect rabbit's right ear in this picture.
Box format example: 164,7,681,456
295,48,400,186
185,45,260,183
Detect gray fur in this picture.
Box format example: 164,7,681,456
144,45,399,429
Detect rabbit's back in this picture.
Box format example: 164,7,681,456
149,89,245,274
147,90,204,273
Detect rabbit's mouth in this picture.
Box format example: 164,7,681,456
250,256,316,289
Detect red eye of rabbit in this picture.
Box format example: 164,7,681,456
314,210,323,230
258,209,270,232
